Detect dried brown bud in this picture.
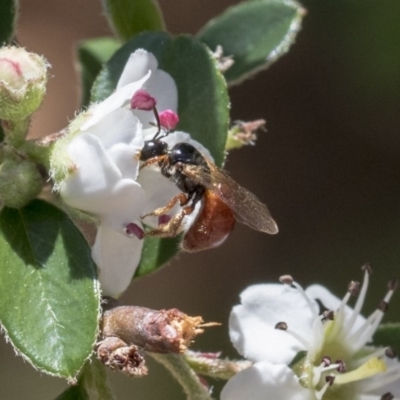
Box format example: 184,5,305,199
233,119,266,145
101,306,205,354
96,336,148,377
226,119,266,151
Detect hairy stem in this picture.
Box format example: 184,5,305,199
81,358,116,400
151,353,213,400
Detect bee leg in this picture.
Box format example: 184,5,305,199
145,205,195,238
141,193,189,219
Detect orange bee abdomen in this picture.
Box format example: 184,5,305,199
182,191,236,252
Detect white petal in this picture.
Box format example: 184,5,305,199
82,72,151,131
137,168,181,223
87,107,143,150
229,284,317,364
61,132,121,213
117,49,158,89
142,68,178,112
221,361,312,400
117,49,178,128
62,132,146,220
108,143,140,181
306,284,366,332
93,223,143,297
98,179,146,231
85,107,143,180
131,69,178,128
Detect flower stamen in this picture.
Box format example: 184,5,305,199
335,360,346,373
349,279,398,349
315,376,335,400
347,265,371,331
355,347,394,367
311,359,344,387
275,321,311,348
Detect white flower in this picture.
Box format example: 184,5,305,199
50,49,211,297
222,267,400,400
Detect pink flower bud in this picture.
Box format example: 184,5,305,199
130,89,156,111
159,109,179,130
125,223,144,239
0,46,48,120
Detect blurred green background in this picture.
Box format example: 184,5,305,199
1,0,400,398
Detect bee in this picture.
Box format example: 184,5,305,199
139,131,278,252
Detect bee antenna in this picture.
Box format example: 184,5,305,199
150,106,171,140
152,105,162,140
150,106,173,141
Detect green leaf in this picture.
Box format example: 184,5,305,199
0,0,18,44
92,32,229,276
197,0,306,85
77,37,121,108
0,200,100,379
101,0,165,41
55,359,115,400
55,386,89,400
135,235,181,277
373,323,400,354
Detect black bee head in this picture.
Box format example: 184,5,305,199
140,140,168,161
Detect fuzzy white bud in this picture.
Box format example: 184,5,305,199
0,46,49,120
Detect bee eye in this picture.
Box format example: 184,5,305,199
140,140,168,161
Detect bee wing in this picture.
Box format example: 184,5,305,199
182,163,279,234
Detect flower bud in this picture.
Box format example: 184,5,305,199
0,46,48,120
130,89,156,111
101,305,205,354
159,109,179,130
0,158,43,208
